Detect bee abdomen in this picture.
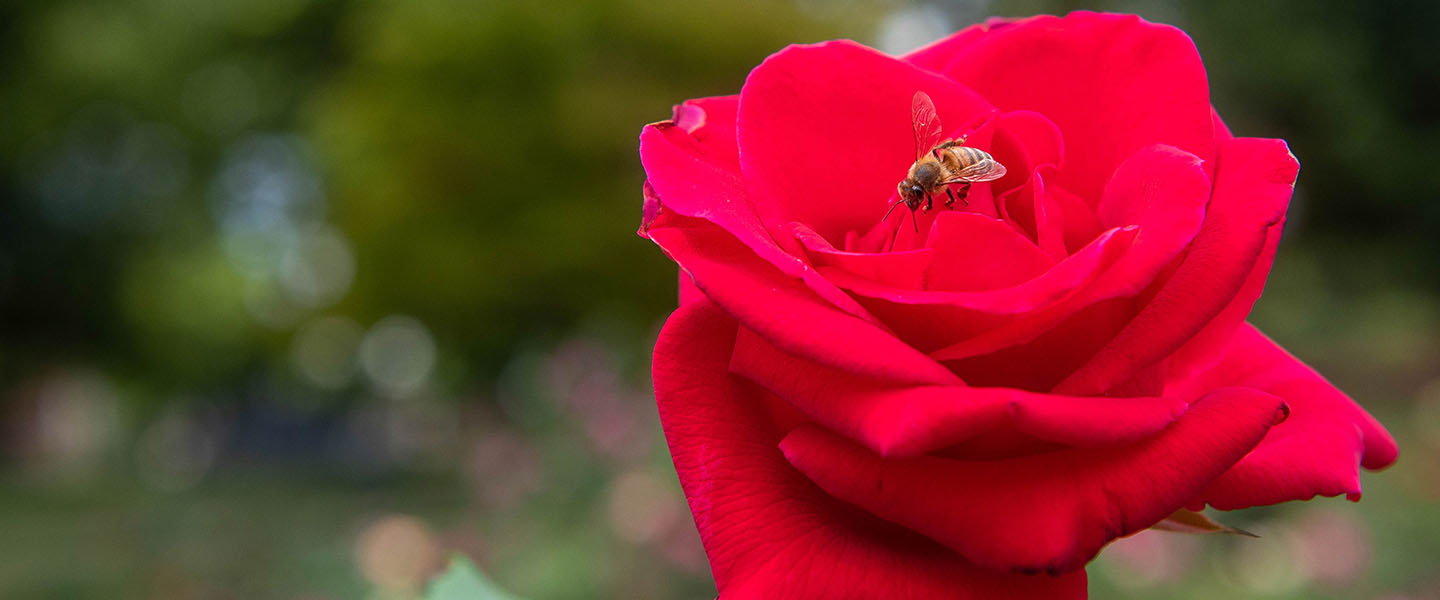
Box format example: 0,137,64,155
945,146,988,168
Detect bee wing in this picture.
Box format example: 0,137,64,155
911,91,943,160
947,158,1007,183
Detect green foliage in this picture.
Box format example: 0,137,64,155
304,0,877,374
427,555,524,600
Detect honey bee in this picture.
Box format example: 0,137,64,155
884,91,1007,230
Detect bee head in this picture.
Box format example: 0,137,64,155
898,180,924,207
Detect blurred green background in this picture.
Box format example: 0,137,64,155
0,0,1436,598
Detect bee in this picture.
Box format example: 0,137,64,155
884,91,1007,231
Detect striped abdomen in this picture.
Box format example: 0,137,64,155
937,145,992,171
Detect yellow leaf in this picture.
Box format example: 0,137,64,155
1152,509,1258,537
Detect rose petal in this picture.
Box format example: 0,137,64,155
826,226,1135,359
924,211,1055,291
935,296,1138,391
889,144,1206,373
639,117,800,274
904,17,1014,71
654,301,1086,599
1211,105,1234,143
673,95,740,171
1055,138,1297,395
1164,138,1290,379
790,221,933,291
917,144,1210,388
1090,144,1211,290
936,12,1215,201
832,224,1134,314
999,166,1068,258
780,387,1285,573
738,40,994,243
992,110,1065,173
677,268,704,305
730,325,1189,457
1177,325,1399,510
646,207,959,386
1051,183,1104,253
1166,218,1282,377
641,117,882,322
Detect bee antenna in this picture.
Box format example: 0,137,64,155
882,199,905,222
882,200,919,251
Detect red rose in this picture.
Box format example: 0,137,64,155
638,11,1396,599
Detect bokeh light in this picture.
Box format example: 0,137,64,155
135,404,219,492
291,315,366,391
1098,530,1200,589
606,469,683,545
354,514,442,593
11,368,120,485
359,316,437,399
1288,507,1372,587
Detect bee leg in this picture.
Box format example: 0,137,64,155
956,183,971,207
924,194,933,212
944,187,957,209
